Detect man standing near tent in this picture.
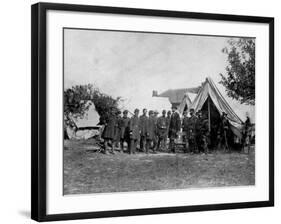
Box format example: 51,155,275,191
119,110,130,153
156,110,169,151
102,107,118,154
182,109,197,153
166,110,172,147
195,110,209,154
219,112,230,152
242,113,251,153
168,106,181,153
146,110,157,153
115,110,122,149
187,109,199,153
139,108,148,152
182,110,189,153
129,109,140,154
153,110,159,150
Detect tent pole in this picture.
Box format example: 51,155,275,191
208,97,211,132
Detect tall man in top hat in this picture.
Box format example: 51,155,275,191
129,109,140,154
139,108,148,152
168,106,181,153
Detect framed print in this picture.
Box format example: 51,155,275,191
31,2,274,222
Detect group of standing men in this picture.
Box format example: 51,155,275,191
101,106,250,154
102,106,181,154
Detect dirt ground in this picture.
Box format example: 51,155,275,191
63,139,255,195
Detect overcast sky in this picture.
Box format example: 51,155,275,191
64,29,255,121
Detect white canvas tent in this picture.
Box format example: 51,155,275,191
74,101,100,128
178,92,192,114
190,77,243,138
66,101,101,140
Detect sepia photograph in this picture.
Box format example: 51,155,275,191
63,28,255,195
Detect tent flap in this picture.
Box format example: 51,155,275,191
190,77,243,138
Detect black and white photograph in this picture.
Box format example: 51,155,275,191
63,28,256,195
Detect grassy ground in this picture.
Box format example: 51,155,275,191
63,139,255,195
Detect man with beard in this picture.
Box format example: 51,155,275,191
102,108,118,154
146,110,157,153
129,109,140,154
168,106,181,153
195,110,209,154
119,110,130,153
156,110,169,151
139,108,148,152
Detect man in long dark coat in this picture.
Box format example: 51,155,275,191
242,114,251,153
115,110,122,149
181,110,189,153
217,112,230,152
195,110,209,154
129,109,140,154
168,106,181,153
102,108,118,154
139,108,148,152
119,110,130,153
146,110,157,153
184,108,198,153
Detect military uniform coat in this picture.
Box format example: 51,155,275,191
157,116,169,138
168,112,181,139
120,117,130,140
129,115,140,140
185,115,198,139
146,116,157,140
102,116,118,140
139,115,148,136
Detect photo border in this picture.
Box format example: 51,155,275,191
31,2,274,222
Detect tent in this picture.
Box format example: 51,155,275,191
189,77,243,140
66,101,101,140
74,101,100,128
178,92,192,114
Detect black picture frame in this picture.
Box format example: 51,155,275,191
31,2,274,222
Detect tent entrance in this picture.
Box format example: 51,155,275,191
200,96,238,149
200,96,221,148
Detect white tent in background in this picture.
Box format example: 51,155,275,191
66,101,101,140
178,92,192,114
74,101,100,128
190,77,243,138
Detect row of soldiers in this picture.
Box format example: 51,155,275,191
101,106,230,154
101,106,181,154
